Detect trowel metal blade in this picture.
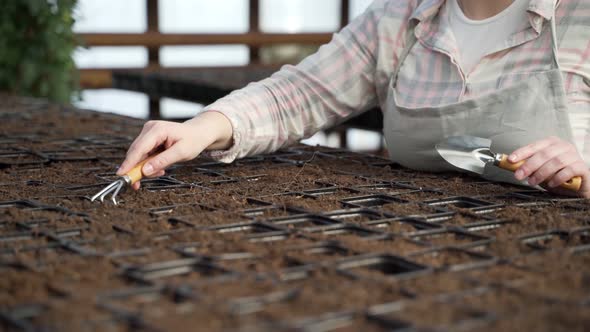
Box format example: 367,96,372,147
435,135,495,175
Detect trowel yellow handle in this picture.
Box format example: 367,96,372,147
497,154,582,191
125,157,154,185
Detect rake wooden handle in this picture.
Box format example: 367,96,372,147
125,157,153,185
497,154,582,191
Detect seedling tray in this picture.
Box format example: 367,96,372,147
410,228,492,249
367,298,495,331
366,217,443,235
266,214,341,230
124,257,232,284
2,96,590,331
0,148,49,168
336,254,430,280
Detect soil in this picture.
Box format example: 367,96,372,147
1,95,590,331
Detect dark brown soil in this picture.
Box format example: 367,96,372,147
1,95,590,331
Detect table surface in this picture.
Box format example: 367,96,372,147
113,65,383,131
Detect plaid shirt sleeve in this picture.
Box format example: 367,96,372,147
202,0,411,163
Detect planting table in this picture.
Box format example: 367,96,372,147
113,66,383,137
1,95,590,331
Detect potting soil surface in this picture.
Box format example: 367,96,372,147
1,96,590,331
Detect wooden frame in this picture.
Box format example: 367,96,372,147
78,0,350,89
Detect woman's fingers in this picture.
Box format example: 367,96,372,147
547,160,587,188
117,121,197,179
130,170,165,191
510,136,590,198
117,122,168,175
522,146,575,185
142,143,189,176
528,152,578,186
512,137,567,181
542,162,590,198
142,170,166,180
118,113,233,192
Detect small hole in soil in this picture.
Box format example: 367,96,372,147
374,302,491,330
519,231,571,250
165,218,194,229
367,315,412,331
339,255,427,278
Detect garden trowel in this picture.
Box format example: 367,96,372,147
436,135,582,192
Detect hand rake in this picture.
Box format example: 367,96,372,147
91,158,151,205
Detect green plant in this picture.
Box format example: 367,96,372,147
0,0,79,102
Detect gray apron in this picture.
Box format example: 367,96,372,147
383,5,573,185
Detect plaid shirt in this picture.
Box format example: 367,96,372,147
205,0,590,163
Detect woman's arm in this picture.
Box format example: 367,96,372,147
117,0,411,184
116,111,234,190
202,0,391,162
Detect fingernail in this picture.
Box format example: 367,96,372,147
547,180,556,188
143,163,154,175
509,154,517,162
515,170,523,179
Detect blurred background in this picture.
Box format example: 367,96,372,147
3,1,384,151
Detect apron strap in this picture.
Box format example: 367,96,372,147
549,0,561,70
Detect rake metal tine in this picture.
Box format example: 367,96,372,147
110,181,124,205
90,155,149,204
90,181,121,203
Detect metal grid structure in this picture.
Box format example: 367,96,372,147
1,96,590,331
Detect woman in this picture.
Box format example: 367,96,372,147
117,0,590,197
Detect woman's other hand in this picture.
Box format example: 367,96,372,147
116,111,233,190
509,136,590,198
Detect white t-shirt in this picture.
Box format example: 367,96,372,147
448,0,530,73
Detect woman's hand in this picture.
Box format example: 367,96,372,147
509,136,590,198
116,111,233,190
